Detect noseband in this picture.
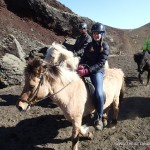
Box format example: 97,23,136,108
19,74,44,107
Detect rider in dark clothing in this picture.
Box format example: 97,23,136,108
78,23,110,131
80,40,109,74
73,23,92,57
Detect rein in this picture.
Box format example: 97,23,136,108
19,71,72,107
19,74,45,107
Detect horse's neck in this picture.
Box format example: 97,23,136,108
59,67,79,82
48,68,79,95
48,69,80,106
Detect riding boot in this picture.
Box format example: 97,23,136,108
94,119,103,131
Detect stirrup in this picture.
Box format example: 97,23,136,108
94,119,103,131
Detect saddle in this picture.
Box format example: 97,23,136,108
83,77,106,104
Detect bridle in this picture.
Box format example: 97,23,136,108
18,62,72,109
19,74,45,109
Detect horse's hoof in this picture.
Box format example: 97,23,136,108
108,123,116,129
111,119,117,125
110,125,116,129
108,119,117,129
139,79,144,84
103,120,108,127
87,132,93,140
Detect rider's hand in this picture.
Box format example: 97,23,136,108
78,64,84,70
77,68,89,76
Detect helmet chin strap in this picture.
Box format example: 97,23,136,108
100,32,105,37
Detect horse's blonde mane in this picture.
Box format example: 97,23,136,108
25,58,79,87
44,42,80,71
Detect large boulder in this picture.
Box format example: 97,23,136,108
0,34,26,88
0,54,26,88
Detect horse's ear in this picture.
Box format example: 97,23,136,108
25,55,34,64
52,41,57,46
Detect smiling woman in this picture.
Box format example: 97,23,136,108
58,0,150,29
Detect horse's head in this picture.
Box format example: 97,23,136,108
16,59,51,111
16,57,79,111
44,42,80,70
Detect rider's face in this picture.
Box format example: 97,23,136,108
92,32,101,41
79,28,87,34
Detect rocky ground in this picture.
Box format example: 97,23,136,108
0,55,150,150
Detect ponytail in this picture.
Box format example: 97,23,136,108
99,37,104,53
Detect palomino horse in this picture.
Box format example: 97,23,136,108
134,52,150,85
16,58,125,150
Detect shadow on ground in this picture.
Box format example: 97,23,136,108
0,114,71,150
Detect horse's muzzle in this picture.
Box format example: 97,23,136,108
16,99,31,111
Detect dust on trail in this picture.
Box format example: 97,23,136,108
0,55,150,150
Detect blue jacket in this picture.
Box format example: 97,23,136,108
80,40,110,74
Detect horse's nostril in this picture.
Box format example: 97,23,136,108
17,106,23,111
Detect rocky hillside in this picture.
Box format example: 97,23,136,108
0,0,150,88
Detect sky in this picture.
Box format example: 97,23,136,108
57,0,150,29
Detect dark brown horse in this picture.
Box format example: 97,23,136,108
134,51,150,85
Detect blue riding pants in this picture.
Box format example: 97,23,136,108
90,72,104,119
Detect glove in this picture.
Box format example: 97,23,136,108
77,68,89,76
78,64,84,70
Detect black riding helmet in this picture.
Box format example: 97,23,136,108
78,23,87,30
91,23,105,36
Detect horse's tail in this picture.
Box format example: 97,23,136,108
119,77,125,103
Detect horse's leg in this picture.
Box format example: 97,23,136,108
112,97,119,125
80,124,93,140
102,107,110,127
72,118,82,150
138,73,144,84
146,71,150,85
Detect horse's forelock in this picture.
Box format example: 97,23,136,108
25,59,45,76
